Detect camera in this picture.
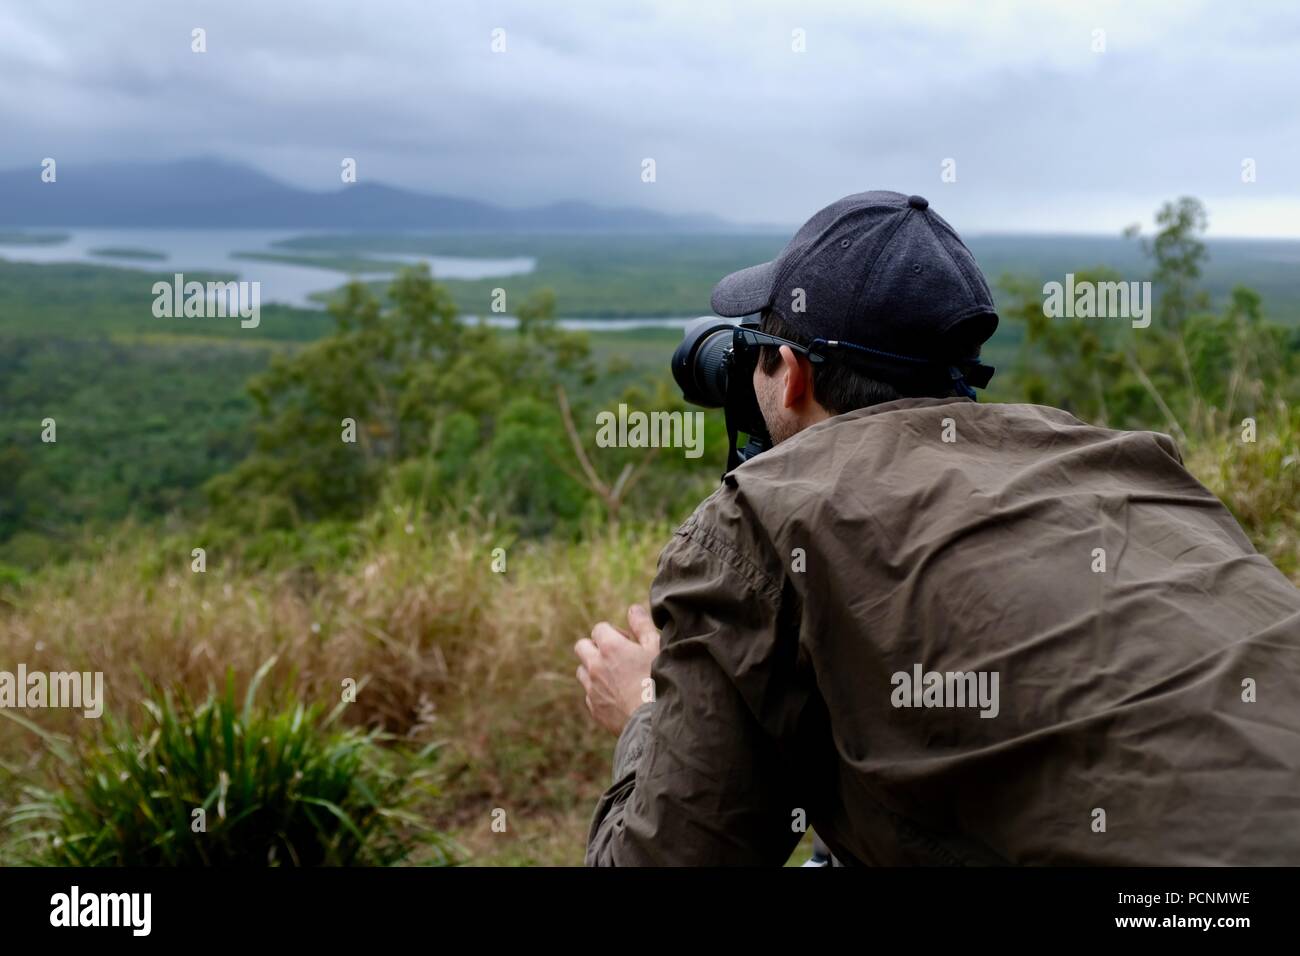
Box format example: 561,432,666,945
671,316,771,475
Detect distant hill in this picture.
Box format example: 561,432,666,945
0,157,737,232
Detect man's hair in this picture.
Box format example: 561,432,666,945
757,309,977,416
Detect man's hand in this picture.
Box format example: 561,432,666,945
575,604,661,735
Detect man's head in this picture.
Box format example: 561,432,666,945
752,307,912,443
712,191,999,445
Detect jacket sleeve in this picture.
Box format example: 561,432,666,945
585,516,803,866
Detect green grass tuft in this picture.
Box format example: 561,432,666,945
4,657,458,866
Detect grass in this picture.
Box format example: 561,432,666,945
3,657,455,866
1185,399,1300,580
0,508,671,865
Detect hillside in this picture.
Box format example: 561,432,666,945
0,157,737,232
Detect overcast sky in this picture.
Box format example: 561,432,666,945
3,0,1298,236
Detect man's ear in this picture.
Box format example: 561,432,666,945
778,344,810,409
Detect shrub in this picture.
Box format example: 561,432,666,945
4,659,457,866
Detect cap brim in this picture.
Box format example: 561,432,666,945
710,259,778,317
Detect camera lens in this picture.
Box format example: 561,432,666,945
672,317,736,408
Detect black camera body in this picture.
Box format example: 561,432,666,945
671,317,771,476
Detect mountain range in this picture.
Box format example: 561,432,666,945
0,157,739,232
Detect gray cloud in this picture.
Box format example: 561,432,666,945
2,0,1297,235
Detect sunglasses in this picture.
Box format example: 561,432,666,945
731,322,994,394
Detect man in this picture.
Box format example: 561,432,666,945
573,191,1300,865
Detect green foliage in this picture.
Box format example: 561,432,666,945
1131,196,1210,333
0,336,267,566
1005,198,1300,439
0,263,305,563
4,660,455,866
1001,267,1134,422
1188,400,1300,580
205,264,717,543
0,259,332,341
207,267,596,532
481,396,587,532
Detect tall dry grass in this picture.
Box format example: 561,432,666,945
0,506,669,862
1184,399,1299,582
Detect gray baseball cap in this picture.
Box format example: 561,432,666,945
710,191,998,365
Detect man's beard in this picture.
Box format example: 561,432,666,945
755,385,797,446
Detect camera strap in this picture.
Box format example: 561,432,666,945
723,403,743,477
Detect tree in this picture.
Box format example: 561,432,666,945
206,267,592,532
1007,197,1298,444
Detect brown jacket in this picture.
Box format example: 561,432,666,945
586,397,1300,865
